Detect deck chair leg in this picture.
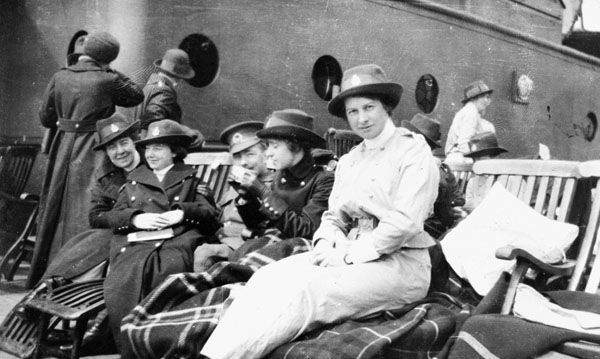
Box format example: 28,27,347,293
33,312,50,359
0,237,23,280
70,317,88,359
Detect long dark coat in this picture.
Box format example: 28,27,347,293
29,57,143,287
103,162,219,353
137,72,181,130
41,159,134,281
231,153,334,260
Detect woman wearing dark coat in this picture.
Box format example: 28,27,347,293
30,32,144,287
229,109,334,260
103,119,220,355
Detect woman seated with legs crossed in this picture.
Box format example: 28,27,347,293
199,64,439,359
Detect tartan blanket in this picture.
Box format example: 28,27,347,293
122,237,463,359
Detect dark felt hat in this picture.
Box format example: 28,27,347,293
135,119,192,147
93,113,139,151
220,121,264,154
464,131,507,158
83,32,120,64
154,49,195,80
401,113,442,149
462,80,493,104
328,64,403,118
257,109,326,149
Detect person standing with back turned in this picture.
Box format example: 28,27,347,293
32,31,144,287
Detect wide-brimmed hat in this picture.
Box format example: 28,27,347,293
257,109,326,149
464,131,507,158
93,113,139,151
328,64,403,118
401,113,441,149
83,32,120,64
154,49,195,80
462,80,493,104
220,121,264,154
135,119,192,147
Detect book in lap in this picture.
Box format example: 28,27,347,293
127,228,174,242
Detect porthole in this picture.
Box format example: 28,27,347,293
580,112,598,142
66,30,88,66
179,33,219,88
312,55,343,101
415,74,439,114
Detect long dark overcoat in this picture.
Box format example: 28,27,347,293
30,57,143,287
103,162,219,352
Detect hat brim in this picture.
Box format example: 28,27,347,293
328,83,403,118
153,59,195,80
257,126,326,149
93,120,140,151
219,121,264,144
462,89,493,104
401,120,441,149
464,146,507,158
135,134,193,147
230,138,262,154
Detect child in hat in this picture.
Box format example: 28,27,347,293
103,119,220,355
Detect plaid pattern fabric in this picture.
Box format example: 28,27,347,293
122,238,464,359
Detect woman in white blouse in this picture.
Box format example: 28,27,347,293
199,64,439,359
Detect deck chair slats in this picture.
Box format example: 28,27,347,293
185,152,233,204
545,177,563,220
534,176,550,213
506,175,524,195
519,176,536,204
556,178,576,223
324,128,362,158
496,174,510,190
572,179,600,291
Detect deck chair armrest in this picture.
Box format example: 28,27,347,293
556,341,600,359
495,245,575,277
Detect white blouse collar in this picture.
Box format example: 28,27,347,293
363,119,396,149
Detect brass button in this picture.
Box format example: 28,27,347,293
174,196,180,201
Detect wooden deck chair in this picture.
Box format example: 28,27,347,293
445,161,473,194
0,144,41,280
466,159,588,314
446,160,600,359
0,152,234,359
324,128,362,158
184,151,233,204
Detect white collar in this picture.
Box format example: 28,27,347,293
363,119,396,149
153,164,174,180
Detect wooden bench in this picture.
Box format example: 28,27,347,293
324,128,362,158
0,151,233,359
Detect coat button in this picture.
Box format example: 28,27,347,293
132,181,137,185
300,181,306,187
131,196,136,201
155,242,161,247
120,247,126,253
174,196,180,201
56,121,60,126
75,123,80,129
281,178,287,184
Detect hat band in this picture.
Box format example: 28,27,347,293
340,74,385,92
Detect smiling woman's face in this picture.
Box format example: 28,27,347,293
145,143,174,171
344,96,388,139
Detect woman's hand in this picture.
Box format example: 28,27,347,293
311,239,342,267
132,213,171,230
161,210,184,226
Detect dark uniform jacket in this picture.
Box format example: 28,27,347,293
237,153,334,240
138,72,181,130
30,57,143,287
425,162,465,238
104,162,220,350
42,160,139,281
